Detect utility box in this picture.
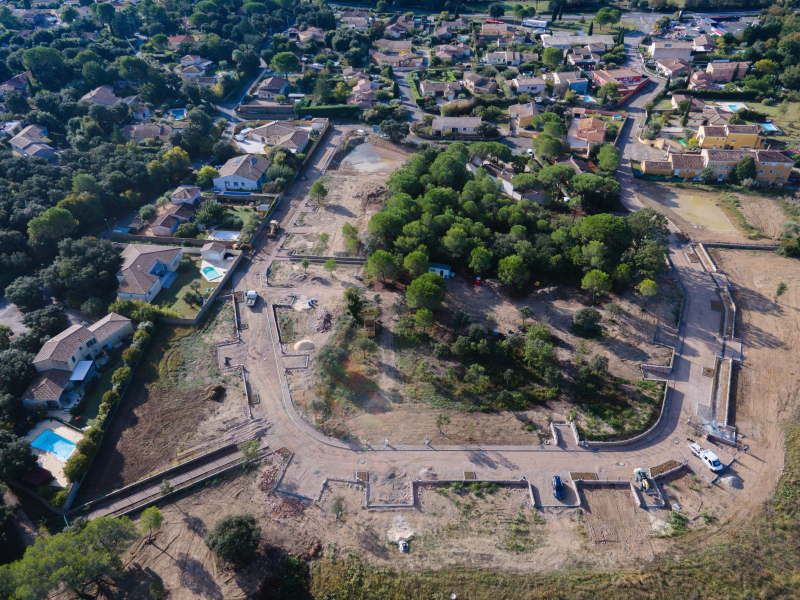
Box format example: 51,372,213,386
364,316,377,338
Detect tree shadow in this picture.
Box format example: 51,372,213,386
183,514,208,537
178,554,224,600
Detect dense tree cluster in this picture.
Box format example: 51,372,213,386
366,143,667,295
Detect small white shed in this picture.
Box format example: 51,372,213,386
201,242,226,261
428,263,453,278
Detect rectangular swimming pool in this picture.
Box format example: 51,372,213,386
202,266,221,279
761,123,779,132
31,430,77,462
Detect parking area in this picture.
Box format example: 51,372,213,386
528,471,579,507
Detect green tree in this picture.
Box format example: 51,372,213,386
111,367,132,388
380,119,410,143
344,287,364,319
22,47,66,84
27,207,78,246
574,307,602,332
415,308,434,331
637,279,658,302
89,1,115,26
5,276,45,312
596,145,620,173
195,199,224,227
63,451,92,482
324,258,337,276
488,2,505,18
497,254,529,290
270,52,301,79
310,180,328,204
733,155,757,183
518,305,534,324
196,166,218,189
140,507,163,543
581,269,612,303
159,479,173,497
0,325,11,351
0,431,37,480
776,281,787,300
238,439,260,462
122,347,141,366
435,412,451,433
469,246,493,274
301,258,310,272
542,47,563,69
366,250,400,282
139,205,156,222
60,4,78,22
162,147,191,183
406,272,447,310
357,337,379,359
205,514,261,566
404,250,430,278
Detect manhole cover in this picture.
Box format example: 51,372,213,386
674,439,680,444
359,459,366,464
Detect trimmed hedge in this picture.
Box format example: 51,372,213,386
671,88,759,100
407,73,423,104
293,104,359,118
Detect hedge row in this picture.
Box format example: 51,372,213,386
671,88,760,100
293,104,359,118
407,73,423,104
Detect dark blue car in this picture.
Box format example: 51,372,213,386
552,476,565,500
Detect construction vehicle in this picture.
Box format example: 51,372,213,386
269,220,279,236
633,468,652,492
688,443,724,472
245,290,258,308
233,242,252,251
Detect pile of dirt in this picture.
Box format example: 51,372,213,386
204,384,226,402
720,474,743,489
354,183,385,205
259,464,281,492
294,340,314,351
288,273,307,283
313,310,332,332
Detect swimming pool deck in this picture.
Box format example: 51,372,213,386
26,421,83,487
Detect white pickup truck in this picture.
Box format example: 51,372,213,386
688,443,724,472
245,290,258,308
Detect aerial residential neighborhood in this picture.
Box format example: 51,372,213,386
0,1,799,599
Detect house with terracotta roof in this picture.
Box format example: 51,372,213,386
509,102,539,127
9,125,54,159
246,121,310,154
151,203,197,236
374,39,412,52
688,70,715,90
80,85,138,107
701,149,793,183
697,124,766,150
419,80,462,101
369,50,423,69
656,59,691,77
435,43,471,61
256,77,289,100
170,185,201,204
692,35,716,53
168,35,195,50
462,72,498,94
705,61,749,83
116,244,183,302
22,313,133,410
121,122,172,143
510,77,546,94
576,117,606,147
0,71,32,97
213,154,271,190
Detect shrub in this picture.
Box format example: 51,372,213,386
84,427,103,444
101,390,121,406
63,452,92,482
76,437,98,458
50,490,69,507
139,205,156,221
175,222,199,238
205,513,261,566
573,307,602,332
122,347,141,366
111,367,132,388
132,330,150,348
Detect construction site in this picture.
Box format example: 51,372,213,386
61,125,800,600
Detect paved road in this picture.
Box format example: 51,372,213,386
220,121,750,506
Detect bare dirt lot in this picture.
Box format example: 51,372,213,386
78,303,249,502
635,183,787,242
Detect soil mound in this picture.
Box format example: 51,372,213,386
294,340,315,351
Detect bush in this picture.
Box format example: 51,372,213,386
101,390,121,406
139,205,156,221
175,222,199,238
50,490,69,507
63,452,91,482
122,347,141,366
132,330,150,348
75,437,98,458
205,513,261,566
111,367,132,388
84,427,103,444
573,307,602,332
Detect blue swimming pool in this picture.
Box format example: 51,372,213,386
169,108,187,120
761,123,779,132
31,430,76,462
203,266,221,279
580,95,597,104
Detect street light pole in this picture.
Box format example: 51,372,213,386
104,218,111,233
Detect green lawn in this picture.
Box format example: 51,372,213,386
226,204,259,229
69,355,124,426
157,258,219,318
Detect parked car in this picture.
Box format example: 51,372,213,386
552,475,565,500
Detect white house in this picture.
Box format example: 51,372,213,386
428,263,453,277
511,77,546,94
171,185,201,204
431,116,483,135
23,313,133,410
201,242,226,261
647,41,693,62
212,154,271,191
116,245,183,302
256,77,289,100
246,121,310,154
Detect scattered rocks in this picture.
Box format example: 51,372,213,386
313,310,333,332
